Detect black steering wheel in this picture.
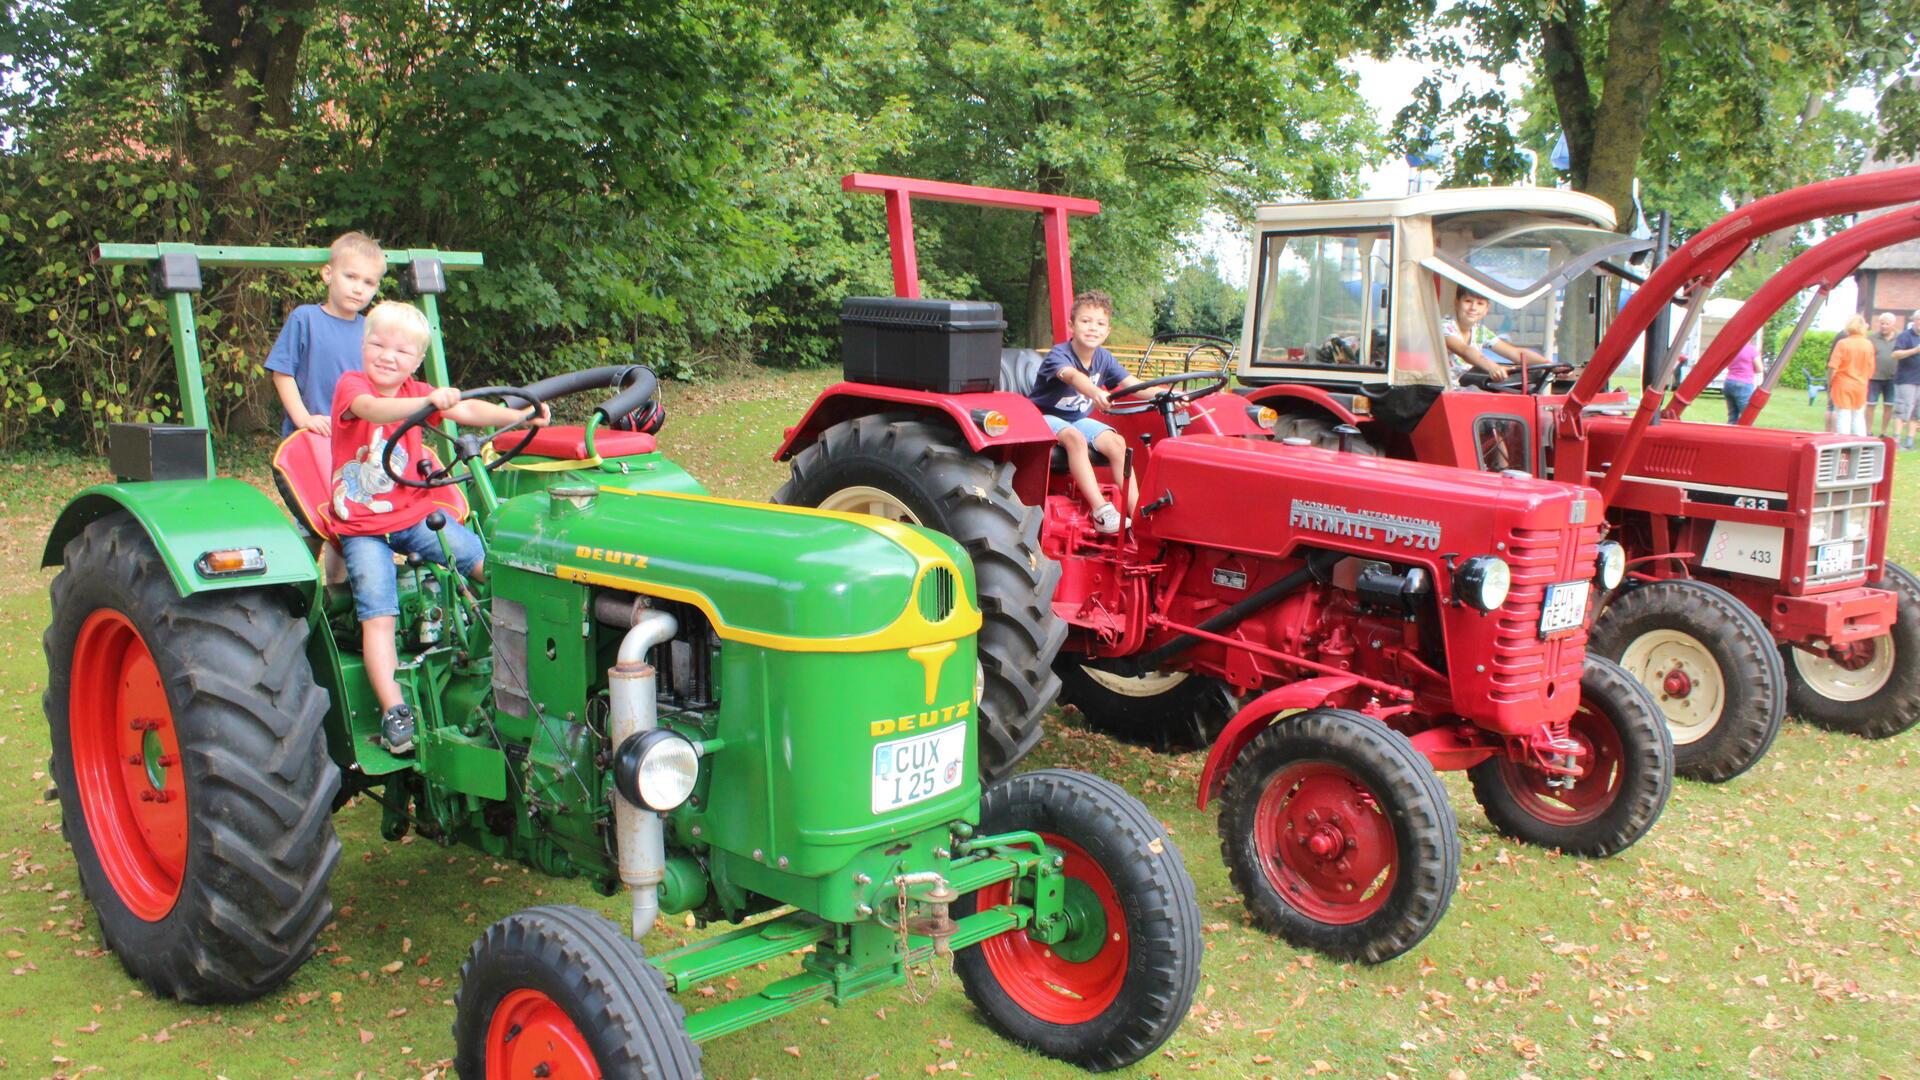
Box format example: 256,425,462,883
382,386,543,489
1106,369,1230,416
1460,362,1574,395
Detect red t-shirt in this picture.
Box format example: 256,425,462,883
328,372,444,536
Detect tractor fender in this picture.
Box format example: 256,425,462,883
1196,675,1364,809
43,480,317,602
1240,383,1364,427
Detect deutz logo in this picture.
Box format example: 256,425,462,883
871,701,971,738
575,545,649,569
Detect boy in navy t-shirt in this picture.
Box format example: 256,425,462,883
265,232,386,437
1029,290,1164,533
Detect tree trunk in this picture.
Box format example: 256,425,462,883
1539,1,1595,185
178,0,316,242
1581,0,1671,227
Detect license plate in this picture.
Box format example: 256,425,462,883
1816,541,1852,577
872,723,968,814
1539,581,1589,636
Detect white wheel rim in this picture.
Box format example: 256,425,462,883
818,485,921,525
1618,629,1724,745
1081,666,1190,698
1790,636,1895,702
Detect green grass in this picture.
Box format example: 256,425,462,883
2,372,1918,1078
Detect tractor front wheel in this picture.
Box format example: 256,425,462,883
953,769,1201,1072
1589,578,1785,782
1783,562,1920,739
1217,708,1458,963
1055,657,1236,751
1469,656,1673,857
44,512,339,1002
453,905,699,1080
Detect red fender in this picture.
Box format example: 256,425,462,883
1196,675,1363,810
1240,383,1364,428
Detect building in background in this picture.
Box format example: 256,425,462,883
1854,152,1919,323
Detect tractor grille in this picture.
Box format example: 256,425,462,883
918,566,957,622
1814,442,1884,487
1807,442,1882,585
1487,522,1600,704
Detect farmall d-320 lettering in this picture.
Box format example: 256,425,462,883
775,175,1674,964
41,244,1201,1077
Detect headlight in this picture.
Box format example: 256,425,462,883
614,729,700,811
1247,405,1278,430
1455,555,1511,612
1595,541,1625,591
971,408,1010,437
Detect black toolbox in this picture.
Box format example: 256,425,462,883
108,423,210,482
840,297,1006,393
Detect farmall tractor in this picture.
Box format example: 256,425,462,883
42,243,1202,1077
1235,167,1920,782
774,175,1673,964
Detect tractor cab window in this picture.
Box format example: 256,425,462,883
1249,228,1391,372
1474,416,1531,473
1426,215,1648,368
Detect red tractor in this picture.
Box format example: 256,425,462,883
772,175,1672,964
1236,168,1920,783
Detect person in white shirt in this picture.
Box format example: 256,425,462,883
1442,287,1547,379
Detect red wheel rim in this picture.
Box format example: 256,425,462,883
486,988,601,1080
1497,701,1626,826
69,610,187,922
974,833,1128,1024
1251,762,1398,924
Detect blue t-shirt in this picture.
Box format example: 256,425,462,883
1896,329,1920,386
264,304,365,435
1029,342,1130,421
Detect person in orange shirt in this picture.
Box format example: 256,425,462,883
1828,315,1878,436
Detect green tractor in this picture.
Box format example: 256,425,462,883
41,243,1201,1076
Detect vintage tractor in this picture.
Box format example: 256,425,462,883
773,175,1673,965
1234,167,1920,782
41,243,1202,1077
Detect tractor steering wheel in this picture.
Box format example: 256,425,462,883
382,386,544,489
1142,332,1236,373
1106,369,1230,416
1460,362,1575,395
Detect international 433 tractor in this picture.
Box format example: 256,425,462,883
774,175,1673,964
42,243,1202,1077
1234,167,1920,782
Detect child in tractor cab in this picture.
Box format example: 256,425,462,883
266,231,386,437
1029,290,1166,534
330,301,547,753
1443,287,1546,380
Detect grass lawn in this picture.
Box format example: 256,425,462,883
1,369,1917,1079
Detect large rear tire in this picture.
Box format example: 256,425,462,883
43,512,339,1002
1589,578,1785,782
1217,709,1457,963
953,770,1201,1072
453,905,700,1080
777,413,1064,780
1055,657,1236,751
1783,562,1920,739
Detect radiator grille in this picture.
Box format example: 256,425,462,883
1487,523,1600,703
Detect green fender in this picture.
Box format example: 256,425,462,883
43,479,318,602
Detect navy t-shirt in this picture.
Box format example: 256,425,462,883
1897,329,1920,386
264,304,366,435
1028,342,1131,421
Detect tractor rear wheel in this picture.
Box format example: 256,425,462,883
1589,578,1785,782
953,769,1201,1072
1270,414,1381,455
1783,562,1920,739
453,905,699,1080
1055,657,1236,751
1469,656,1673,857
1217,708,1457,963
43,512,339,1002
777,413,1064,780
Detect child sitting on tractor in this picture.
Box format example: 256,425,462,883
266,231,386,437
330,301,546,752
1029,289,1164,533
1443,286,1546,379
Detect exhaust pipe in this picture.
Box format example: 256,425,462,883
607,604,679,939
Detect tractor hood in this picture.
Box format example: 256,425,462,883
488,487,979,652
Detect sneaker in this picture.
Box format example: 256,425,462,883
381,703,417,755
1090,502,1122,535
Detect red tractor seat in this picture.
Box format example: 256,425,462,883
271,430,468,543
492,426,656,460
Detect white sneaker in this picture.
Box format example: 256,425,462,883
1091,502,1122,534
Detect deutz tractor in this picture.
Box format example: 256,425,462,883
773,175,1673,965
41,243,1202,1077
1233,167,1920,782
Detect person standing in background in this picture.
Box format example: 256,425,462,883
1895,312,1920,450
1723,331,1760,423
1870,311,1901,436
1829,315,1877,436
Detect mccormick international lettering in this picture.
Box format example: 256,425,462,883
1289,500,1443,551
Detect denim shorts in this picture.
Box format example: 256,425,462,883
1867,378,1896,404
340,517,485,621
1044,414,1117,444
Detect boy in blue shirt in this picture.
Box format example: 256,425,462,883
1029,290,1163,534
265,232,386,437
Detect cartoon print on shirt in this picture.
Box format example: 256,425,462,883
333,425,404,520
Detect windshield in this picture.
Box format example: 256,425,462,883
1426,213,1648,307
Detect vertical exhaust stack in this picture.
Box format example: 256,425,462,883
606,604,679,939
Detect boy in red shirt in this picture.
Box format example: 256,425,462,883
331,301,546,752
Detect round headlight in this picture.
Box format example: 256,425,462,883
614,729,700,811
1455,555,1511,612
1595,541,1626,591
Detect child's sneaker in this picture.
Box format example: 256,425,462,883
381,703,417,755
1091,502,1122,534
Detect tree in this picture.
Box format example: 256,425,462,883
1154,258,1245,340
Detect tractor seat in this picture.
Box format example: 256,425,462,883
271,430,468,543
1004,349,1116,471
492,426,656,461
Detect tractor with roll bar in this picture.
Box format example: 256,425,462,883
1235,167,1920,783
40,241,1203,1077
774,173,1672,965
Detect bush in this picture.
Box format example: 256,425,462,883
1768,328,1836,390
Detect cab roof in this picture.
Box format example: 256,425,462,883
1253,187,1617,230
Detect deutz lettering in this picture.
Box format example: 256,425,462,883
870,701,970,738
574,545,649,569
1289,499,1442,550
